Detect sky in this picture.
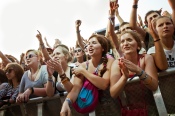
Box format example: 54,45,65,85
0,0,172,61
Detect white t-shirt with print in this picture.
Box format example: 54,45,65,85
147,41,175,68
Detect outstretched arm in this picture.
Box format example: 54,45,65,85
129,0,146,41
36,30,51,61
75,20,85,49
107,1,122,57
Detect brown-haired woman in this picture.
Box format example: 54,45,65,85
60,34,119,116
0,63,23,107
110,31,158,115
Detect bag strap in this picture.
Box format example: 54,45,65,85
86,60,101,75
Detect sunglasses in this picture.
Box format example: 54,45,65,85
74,49,82,53
26,54,37,59
5,68,13,74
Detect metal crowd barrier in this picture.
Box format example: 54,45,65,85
0,68,175,116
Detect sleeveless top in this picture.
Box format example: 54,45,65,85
85,61,120,116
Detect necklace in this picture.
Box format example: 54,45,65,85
30,66,41,81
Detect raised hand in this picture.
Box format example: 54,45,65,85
36,30,42,42
110,0,118,14
148,18,159,39
75,20,81,29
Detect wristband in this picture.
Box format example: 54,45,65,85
60,73,66,79
29,87,34,94
137,70,144,77
154,39,160,42
76,30,81,33
48,77,53,82
133,4,138,8
140,73,148,81
40,44,45,49
108,16,115,25
66,97,72,106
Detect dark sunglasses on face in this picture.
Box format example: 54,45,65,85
5,68,13,74
26,54,37,59
74,49,82,53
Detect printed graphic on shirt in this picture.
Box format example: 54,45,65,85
167,55,175,67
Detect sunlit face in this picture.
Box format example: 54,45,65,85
120,33,138,54
5,67,15,80
147,12,160,25
52,47,67,63
120,24,132,32
87,37,103,56
155,17,174,38
25,51,38,66
74,47,84,58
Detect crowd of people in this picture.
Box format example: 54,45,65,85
0,0,175,116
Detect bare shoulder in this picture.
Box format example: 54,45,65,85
144,54,154,61
79,61,87,69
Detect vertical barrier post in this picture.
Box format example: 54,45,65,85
153,86,168,116
89,111,96,116
0,110,5,116
20,103,27,116
37,102,43,116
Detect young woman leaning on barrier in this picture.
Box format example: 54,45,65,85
0,63,23,107
60,34,121,116
110,31,158,99
16,49,52,103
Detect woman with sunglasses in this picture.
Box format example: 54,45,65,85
60,34,120,116
0,63,23,107
16,49,54,104
72,45,86,67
